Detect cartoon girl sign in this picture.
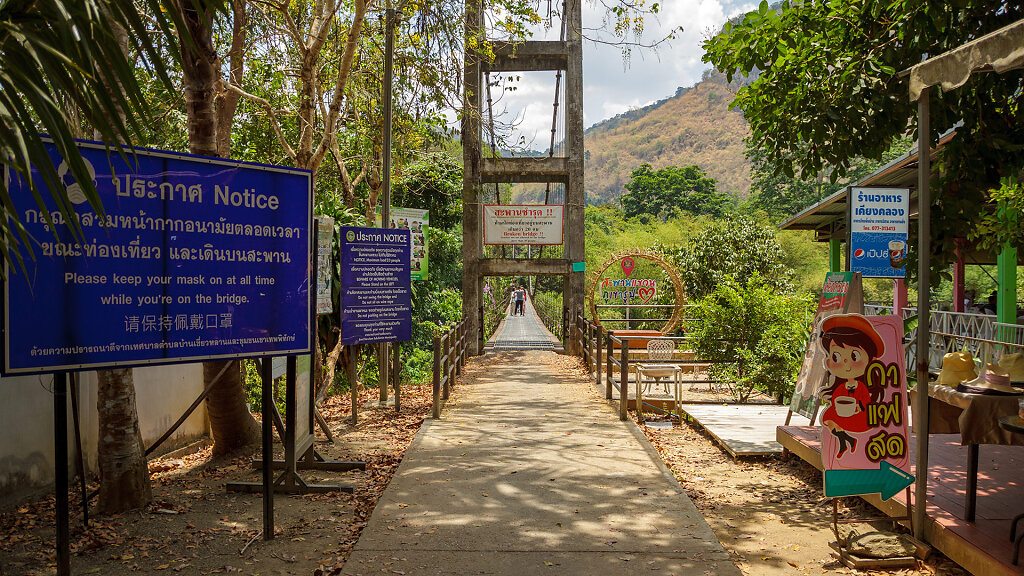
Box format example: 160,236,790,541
816,314,910,476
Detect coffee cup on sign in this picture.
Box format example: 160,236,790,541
834,396,858,418
889,240,906,268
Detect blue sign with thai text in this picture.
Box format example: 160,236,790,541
2,140,312,374
339,227,411,345
849,187,910,279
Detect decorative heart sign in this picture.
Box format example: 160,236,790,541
621,257,635,277
638,286,656,304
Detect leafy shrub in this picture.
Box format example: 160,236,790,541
688,274,812,402
667,214,792,300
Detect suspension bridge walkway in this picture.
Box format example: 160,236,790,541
342,307,740,575
489,298,562,352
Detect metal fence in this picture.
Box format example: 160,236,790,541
862,306,1023,372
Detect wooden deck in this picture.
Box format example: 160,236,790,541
779,426,1024,576
677,404,812,457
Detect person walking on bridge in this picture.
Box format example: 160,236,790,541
512,284,527,316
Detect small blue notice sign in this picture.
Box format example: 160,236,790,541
2,140,312,375
339,227,411,345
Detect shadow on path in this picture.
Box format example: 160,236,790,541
342,350,741,575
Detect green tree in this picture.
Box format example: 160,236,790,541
744,137,914,222
667,215,792,300
620,163,733,220
703,0,1024,276
688,275,812,402
2,0,222,515
175,0,261,458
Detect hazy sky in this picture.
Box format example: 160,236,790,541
489,0,757,150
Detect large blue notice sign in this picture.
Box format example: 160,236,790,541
3,140,312,374
850,187,910,279
339,227,411,345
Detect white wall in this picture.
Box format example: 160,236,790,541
0,364,209,507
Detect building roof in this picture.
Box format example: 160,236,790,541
905,18,1024,102
777,134,954,240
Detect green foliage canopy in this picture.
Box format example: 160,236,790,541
703,0,1024,277
621,163,733,220
688,274,812,402
666,215,792,300
745,137,913,222
0,0,213,272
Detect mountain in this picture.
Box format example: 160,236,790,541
581,70,752,205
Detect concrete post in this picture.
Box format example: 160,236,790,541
953,240,965,312
563,0,585,356
893,279,908,316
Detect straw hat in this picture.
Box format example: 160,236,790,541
957,364,1021,396
998,352,1024,383
936,351,977,386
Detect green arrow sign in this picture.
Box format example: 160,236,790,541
824,461,915,500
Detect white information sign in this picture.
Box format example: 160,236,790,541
484,205,564,245
315,216,335,314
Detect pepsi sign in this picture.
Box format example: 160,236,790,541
849,187,909,279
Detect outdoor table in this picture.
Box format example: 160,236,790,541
999,415,1024,565
911,383,1024,522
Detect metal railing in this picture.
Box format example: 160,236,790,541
591,303,700,330
857,306,1024,372
432,319,468,418
569,309,722,420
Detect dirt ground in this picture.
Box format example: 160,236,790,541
1,354,973,576
0,383,435,576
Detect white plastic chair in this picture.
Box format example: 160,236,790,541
636,339,681,396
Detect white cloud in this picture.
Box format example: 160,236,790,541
484,0,757,149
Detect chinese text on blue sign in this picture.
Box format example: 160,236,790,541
339,227,411,345
3,141,312,374
850,187,910,279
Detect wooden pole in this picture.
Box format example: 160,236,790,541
432,336,442,418
442,331,452,401
619,339,629,421
605,330,613,399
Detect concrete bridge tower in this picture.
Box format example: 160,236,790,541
461,0,586,355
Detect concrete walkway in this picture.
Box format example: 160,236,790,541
343,350,740,576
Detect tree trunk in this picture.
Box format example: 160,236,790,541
178,0,261,455
203,361,259,456
97,368,152,513
93,16,151,515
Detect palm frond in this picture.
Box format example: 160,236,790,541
0,0,224,277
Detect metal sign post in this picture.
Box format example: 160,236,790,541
229,223,364,495
53,372,70,576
